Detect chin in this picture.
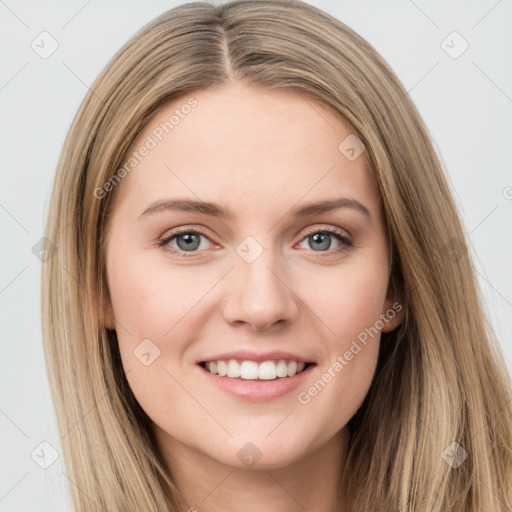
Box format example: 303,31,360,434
208,437,314,471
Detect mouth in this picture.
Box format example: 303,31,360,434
197,359,317,401
197,359,316,381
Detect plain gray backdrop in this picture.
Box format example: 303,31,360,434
1,0,511,510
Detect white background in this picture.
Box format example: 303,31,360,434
1,0,511,510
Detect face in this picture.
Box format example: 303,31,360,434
104,81,403,472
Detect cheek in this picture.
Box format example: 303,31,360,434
107,249,209,341
304,255,389,345
293,254,388,418
106,254,201,424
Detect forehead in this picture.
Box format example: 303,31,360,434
110,82,378,220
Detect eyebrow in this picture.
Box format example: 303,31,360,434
137,196,371,221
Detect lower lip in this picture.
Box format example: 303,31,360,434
197,363,316,402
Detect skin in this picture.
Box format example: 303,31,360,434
104,81,404,511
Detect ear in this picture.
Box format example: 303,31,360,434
381,275,405,333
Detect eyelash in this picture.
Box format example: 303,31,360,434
157,226,353,259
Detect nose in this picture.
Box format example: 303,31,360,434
222,250,299,331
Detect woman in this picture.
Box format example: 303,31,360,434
41,0,512,510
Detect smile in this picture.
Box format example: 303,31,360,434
197,359,317,402
199,359,313,380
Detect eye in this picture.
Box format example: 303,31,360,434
158,226,353,258
297,227,353,254
158,228,213,257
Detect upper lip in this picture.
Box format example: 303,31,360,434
198,350,315,364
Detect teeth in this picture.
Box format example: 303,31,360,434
217,360,227,376
204,359,308,380
227,359,241,378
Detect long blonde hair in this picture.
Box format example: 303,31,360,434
41,1,512,510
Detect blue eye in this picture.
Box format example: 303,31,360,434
158,229,212,257
297,228,353,254
158,227,352,258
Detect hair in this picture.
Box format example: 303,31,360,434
41,0,512,510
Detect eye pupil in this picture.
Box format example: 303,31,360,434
177,233,201,251
309,232,331,251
